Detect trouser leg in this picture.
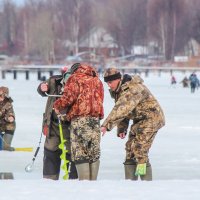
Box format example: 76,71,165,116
69,161,78,179
43,148,61,180
66,153,78,179
75,162,90,180
3,131,15,151
0,132,3,150
90,160,100,180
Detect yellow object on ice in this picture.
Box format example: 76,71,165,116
135,163,147,176
14,147,33,152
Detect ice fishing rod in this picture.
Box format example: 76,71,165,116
25,131,43,172
57,114,69,180
25,92,63,172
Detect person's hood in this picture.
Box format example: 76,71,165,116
121,74,132,85
119,74,144,93
110,74,144,96
74,64,98,77
131,74,144,84
118,74,144,91
0,86,9,98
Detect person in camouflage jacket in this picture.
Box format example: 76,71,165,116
101,68,165,181
0,86,16,151
37,67,78,180
54,63,104,180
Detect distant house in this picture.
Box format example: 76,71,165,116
0,54,13,65
78,27,119,57
131,45,148,56
130,40,162,57
185,38,200,57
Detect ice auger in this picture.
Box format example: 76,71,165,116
58,115,69,180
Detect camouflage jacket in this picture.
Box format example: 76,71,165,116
54,64,104,121
102,74,165,134
0,97,16,132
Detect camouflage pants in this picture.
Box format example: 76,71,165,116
70,116,101,164
0,121,16,134
125,120,157,164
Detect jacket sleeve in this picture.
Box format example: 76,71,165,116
117,118,129,136
4,101,15,121
37,81,48,97
102,86,143,131
99,80,104,119
53,77,79,111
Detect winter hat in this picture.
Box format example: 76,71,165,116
0,86,9,98
60,66,68,75
104,68,122,82
70,63,81,74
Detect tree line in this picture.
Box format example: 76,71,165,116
0,0,200,64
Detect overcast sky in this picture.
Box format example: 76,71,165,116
13,0,25,6
0,0,25,6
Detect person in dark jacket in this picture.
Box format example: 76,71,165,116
0,86,16,151
37,66,78,180
180,76,189,88
189,72,199,93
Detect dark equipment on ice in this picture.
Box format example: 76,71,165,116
25,131,42,172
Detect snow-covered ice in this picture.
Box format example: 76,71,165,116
0,70,200,200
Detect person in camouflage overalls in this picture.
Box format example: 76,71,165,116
54,63,104,181
101,68,165,181
0,86,16,151
37,67,78,180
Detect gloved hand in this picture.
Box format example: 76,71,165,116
135,163,147,176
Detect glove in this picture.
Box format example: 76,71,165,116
135,163,147,176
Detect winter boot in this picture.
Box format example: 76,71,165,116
43,148,61,180
43,174,59,180
140,163,152,181
90,160,100,180
76,163,90,180
0,172,14,179
3,133,15,151
124,164,138,180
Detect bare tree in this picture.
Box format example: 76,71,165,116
58,0,83,55
148,0,188,60
189,0,200,44
28,11,53,63
1,0,17,55
0,0,199,63
98,0,148,55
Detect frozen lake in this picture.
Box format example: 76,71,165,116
0,70,200,200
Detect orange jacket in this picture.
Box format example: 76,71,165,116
54,64,104,121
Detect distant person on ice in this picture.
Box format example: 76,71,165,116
0,86,16,151
189,72,199,93
101,68,165,181
37,66,78,180
171,75,177,86
180,76,189,88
